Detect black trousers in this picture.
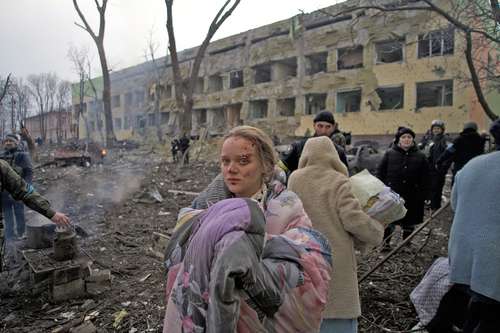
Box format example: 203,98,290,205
430,173,446,210
463,293,500,333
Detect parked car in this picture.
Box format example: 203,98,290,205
346,143,383,175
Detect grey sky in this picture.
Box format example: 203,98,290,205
0,0,342,82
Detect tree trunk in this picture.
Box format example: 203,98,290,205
97,42,116,146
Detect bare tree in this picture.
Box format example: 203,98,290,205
320,0,499,121
56,80,71,144
0,73,12,105
164,0,241,134
73,0,116,145
144,30,166,143
27,73,59,141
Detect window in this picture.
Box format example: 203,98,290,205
273,58,297,80
136,115,146,128
376,86,404,110
337,46,363,70
208,74,223,93
249,100,268,119
194,78,204,94
229,70,244,89
336,89,361,113
148,113,156,126
112,95,121,108
418,28,454,58
165,85,173,98
305,93,327,115
253,63,272,84
306,52,328,75
375,39,404,63
124,116,130,130
277,97,295,117
135,91,145,107
114,117,122,130
416,80,453,108
125,92,133,106
197,109,207,124
89,121,95,132
160,112,170,124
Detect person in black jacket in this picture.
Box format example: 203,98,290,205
437,122,484,185
419,120,449,210
377,127,431,250
279,111,348,176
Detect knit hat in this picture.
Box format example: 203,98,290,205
394,126,415,143
313,111,335,125
4,133,20,143
463,122,478,132
490,118,500,143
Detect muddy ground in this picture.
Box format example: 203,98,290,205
0,145,453,332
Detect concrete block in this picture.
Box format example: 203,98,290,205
85,269,111,283
51,278,85,302
69,321,97,333
53,266,81,285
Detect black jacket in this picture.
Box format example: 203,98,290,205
280,135,348,174
437,129,484,174
377,145,431,226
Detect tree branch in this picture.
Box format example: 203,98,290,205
0,73,12,105
73,0,97,40
165,0,184,109
465,31,498,121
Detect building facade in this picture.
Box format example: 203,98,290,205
24,110,74,143
73,0,499,143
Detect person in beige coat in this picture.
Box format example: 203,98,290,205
288,136,384,333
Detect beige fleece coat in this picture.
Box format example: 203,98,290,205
288,136,384,319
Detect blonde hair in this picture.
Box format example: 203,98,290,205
222,126,277,183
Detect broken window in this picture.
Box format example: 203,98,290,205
337,46,363,70
416,80,453,108
273,58,297,80
375,39,404,64
165,85,173,98
376,86,404,110
134,91,145,107
193,109,207,127
136,115,146,128
277,97,296,117
306,52,328,75
193,78,204,94
336,89,361,113
253,63,272,84
125,92,133,107
229,70,244,89
148,113,156,126
305,93,327,115
114,117,122,130
249,100,268,119
124,116,130,130
418,28,454,58
112,95,121,108
225,104,242,127
160,112,170,124
208,74,223,93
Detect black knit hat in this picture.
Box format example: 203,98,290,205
395,126,415,143
313,111,335,125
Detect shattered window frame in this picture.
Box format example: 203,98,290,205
376,85,405,110
248,99,269,119
276,97,296,117
194,78,205,94
305,52,329,75
336,88,362,113
337,45,364,70
208,74,224,93
229,70,244,89
111,95,121,108
375,39,405,64
418,28,454,58
305,93,327,115
160,112,170,125
253,63,272,84
416,80,453,108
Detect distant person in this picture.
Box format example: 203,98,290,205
280,110,348,176
170,138,179,163
447,118,500,333
419,120,449,210
0,134,33,240
377,127,431,249
177,134,190,164
437,122,484,185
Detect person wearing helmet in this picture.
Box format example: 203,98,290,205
420,120,449,210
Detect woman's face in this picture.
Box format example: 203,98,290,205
398,133,414,150
220,136,264,198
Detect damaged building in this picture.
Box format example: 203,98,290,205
73,0,499,143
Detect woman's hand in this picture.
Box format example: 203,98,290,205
51,212,71,226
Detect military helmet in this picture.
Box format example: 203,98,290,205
431,119,445,130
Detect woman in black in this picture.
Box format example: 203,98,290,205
377,127,431,250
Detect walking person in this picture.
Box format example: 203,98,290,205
0,134,33,240
377,127,431,249
288,136,384,333
447,118,500,333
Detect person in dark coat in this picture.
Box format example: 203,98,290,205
279,111,348,176
436,122,484,184
377,127,431,249
419,120,449,210
177,134,190,164
170,139,179,163
0,133,33,240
